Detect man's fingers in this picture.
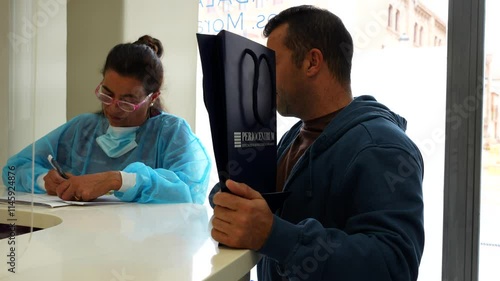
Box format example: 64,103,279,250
225,180,263,200
211,228,231,245
213,192,236,209
213,181,266,210
211,216,233,234
213,204,248,228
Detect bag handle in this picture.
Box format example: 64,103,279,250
240,48,275,127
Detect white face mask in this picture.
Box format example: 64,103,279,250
96,126,139,158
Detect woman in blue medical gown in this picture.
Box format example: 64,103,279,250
2,35,211,204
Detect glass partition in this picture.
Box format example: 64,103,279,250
1,0,38,273
1,0,67,276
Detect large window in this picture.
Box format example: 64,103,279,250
480,0,500,280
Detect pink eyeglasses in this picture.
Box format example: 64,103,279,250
95,83,153,112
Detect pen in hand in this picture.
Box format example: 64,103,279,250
47,154,69,179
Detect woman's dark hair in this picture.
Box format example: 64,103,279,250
101,35,165,113
263,5,353,88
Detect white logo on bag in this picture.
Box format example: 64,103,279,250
234,132,275,148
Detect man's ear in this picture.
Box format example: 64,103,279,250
304,48,323,77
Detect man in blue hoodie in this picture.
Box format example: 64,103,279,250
210,5,424,281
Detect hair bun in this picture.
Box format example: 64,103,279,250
134,35,163,58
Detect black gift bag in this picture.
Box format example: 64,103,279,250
197,30,290,212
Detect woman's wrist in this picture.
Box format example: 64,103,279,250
108,171,123,191
117,171,137,192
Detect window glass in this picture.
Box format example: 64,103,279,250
480,0,500,280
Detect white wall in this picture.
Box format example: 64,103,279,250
32,0,67,137
123,0,199,129
67,0,123,121
1,0,67,165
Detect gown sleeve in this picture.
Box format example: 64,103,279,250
1,117,82,193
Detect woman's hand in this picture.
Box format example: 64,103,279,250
55,171,122,201
44,170,69,196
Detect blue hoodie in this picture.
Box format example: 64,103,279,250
257,95,424,281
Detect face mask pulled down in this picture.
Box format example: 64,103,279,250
96,126,139,158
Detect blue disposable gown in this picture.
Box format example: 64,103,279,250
2,112,212,204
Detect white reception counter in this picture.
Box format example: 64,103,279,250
0,199,260,281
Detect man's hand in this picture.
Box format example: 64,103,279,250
55,171,122,201
211,179,274,250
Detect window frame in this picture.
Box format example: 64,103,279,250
443,0,485,280
388,5,393,27
395,9,400,31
